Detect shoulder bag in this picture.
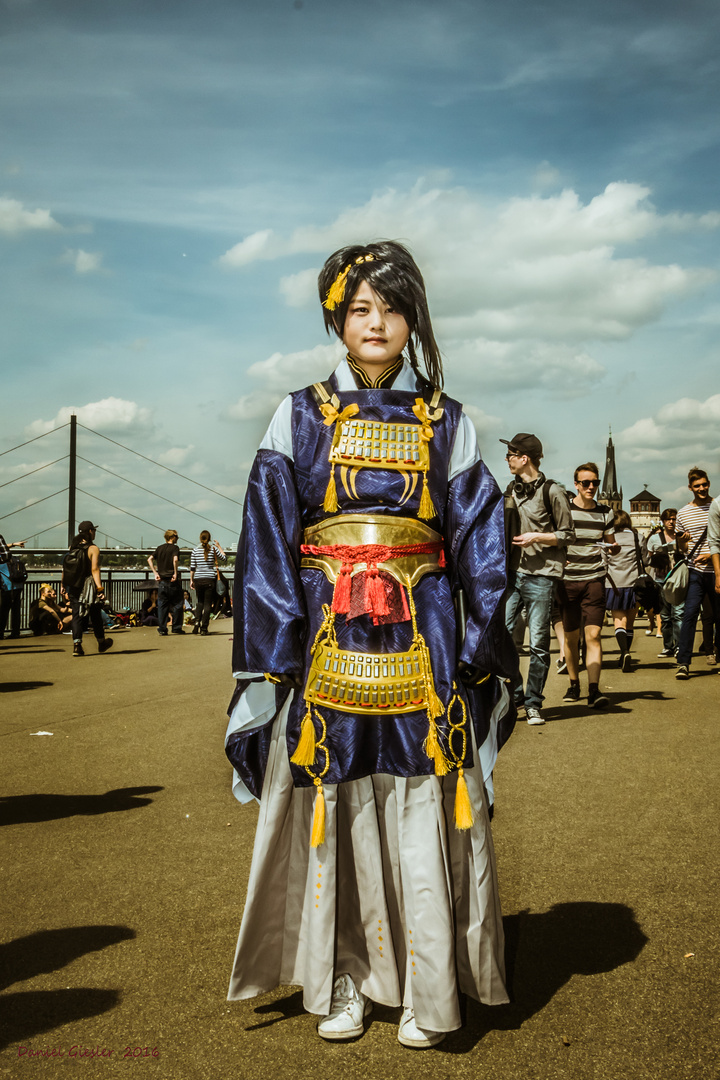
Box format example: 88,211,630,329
662,527,707,605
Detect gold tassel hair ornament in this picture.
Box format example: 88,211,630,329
323,253,376,311
446,688,474,831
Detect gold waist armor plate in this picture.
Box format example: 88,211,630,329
301,514,443,588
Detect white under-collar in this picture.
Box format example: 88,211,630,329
334,357,418,393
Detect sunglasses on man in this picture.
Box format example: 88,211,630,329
577,479,599,488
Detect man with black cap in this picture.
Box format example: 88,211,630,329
501,433,575,725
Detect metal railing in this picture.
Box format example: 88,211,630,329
8,569,234,632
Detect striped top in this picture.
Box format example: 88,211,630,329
190,543,226,581
676,501,712,574
563,502,615,582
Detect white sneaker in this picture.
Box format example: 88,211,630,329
317,974,371,1041
526,706,545,726
397,1006,445,1049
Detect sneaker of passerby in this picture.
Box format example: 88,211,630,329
556,463,618,710
500,432,576,729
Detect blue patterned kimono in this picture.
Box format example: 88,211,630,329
226,361,517,798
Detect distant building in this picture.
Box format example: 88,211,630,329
629,486,662,535
599,430,623,512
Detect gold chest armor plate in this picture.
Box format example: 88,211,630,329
329,417,429,472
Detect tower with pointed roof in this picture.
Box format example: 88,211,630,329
599,428,623,512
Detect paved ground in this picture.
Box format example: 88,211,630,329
1,622,718,1080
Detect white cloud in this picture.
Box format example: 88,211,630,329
225,343,344,424
157,446,194,467
0,196,63,234
225,391,284,423
616,394,720,465
26,397,153,436
61,248,103,274
220,182,717,355
219,228,276,267
462,404,503,446
447,340,606,397
279,267,319,308
246,343,344,391
533,161,562,190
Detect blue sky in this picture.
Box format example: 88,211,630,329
1,0,719,548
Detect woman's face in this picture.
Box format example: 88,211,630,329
342,281,410,371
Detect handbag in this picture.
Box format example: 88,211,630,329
632,534,658,610
214,550,227,596
662,527,707,605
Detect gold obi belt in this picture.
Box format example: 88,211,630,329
298,517,447,717
301,514,445,614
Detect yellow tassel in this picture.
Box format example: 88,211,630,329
423,717,441,761
424,718,451,776
310,781,326,847
291,708,317,766
427,677,444,720
418,472,435,520
323,462,339,513
454,768,474,830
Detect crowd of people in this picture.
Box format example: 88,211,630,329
503,443,720,725
0,525,233,649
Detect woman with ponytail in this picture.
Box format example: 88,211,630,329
189,530,226,636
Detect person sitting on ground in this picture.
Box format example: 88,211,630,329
29,584,73,635
140,589,160,626
604,510,642,673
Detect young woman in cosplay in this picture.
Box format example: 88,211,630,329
225,240,518,1048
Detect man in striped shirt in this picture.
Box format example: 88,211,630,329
556,462,618,708
675,468,719,677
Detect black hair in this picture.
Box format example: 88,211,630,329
317,240,443,388
70,526,95,549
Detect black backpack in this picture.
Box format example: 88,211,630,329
62,547,90,591
7,555,28,585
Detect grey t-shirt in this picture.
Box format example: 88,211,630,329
511,476,576,579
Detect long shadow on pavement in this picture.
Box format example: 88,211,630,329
445,901,648,1053
0,681,53,693
0,925,135,1051
0,786,164,826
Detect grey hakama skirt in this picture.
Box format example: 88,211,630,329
227,701,508,1033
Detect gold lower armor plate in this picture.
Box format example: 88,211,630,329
305,640,433,714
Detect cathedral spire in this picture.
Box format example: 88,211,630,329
600,429,622,510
